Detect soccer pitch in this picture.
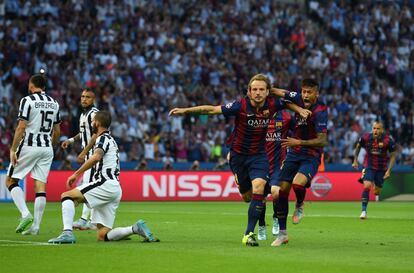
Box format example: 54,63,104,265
1,201,413,273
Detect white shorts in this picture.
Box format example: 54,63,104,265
7,145,53,183
77,179,122,228
80,168,95,186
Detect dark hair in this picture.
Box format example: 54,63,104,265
29,74,47,90
248,74,271,91
94,111,112,128
83,87,96,94
302,78,319,90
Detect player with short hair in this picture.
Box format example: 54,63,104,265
257,110,294,240
170,74,310,246
61,87,99,230
48,111,159,244
270,79,328,246
352,121,398,219
5,73,61,235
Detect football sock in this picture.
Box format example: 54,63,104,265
258,202,266,226
9,184,31,218
362,189,369,211
276,190,289,231
33,192,46,230
106,227,133,241
272,199,278,218
62,197,75,231
245,194,264,235
293,184,306,207
81,204,92,220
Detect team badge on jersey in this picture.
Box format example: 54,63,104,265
378,142,384,148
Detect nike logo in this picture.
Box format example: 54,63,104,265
247,114,255,117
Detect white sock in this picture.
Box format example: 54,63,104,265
375,195,379,202
81,204,91,220
62,199,75,231
10,186,31,218
106,227,133,241
33,194,46,229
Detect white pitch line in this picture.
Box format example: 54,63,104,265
0,240,52,246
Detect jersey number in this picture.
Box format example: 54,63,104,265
40,110,54,133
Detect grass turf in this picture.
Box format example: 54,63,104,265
1,201,413,273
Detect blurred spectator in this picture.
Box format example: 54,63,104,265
190,160,200,171
135,159,149,171
1,1,412,167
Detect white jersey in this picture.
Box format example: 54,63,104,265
93,131,120,182
18,92,61,147
79,106,99,157
7,91,60,182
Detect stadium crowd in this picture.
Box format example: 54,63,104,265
0,0,413,167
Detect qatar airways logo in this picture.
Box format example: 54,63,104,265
248,118,270,128
266,131,281,141
142,174,240,197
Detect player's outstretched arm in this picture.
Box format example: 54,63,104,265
352,143,361,169
77,134,97,163
67,148,104,189
281,133,327,148
61,133,80,149
169,105,222,116
286,103,312,119
270,87,287,97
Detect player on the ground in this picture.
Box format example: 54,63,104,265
5,73,61,235
61,87,98,230
270,78,328,247
48,111,159,244
352,121,398,219
257,110,294,241
170,74,310,246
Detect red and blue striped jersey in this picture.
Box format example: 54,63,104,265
286,92,327,158
222,96,286,155
265,111,293,176
359,133,396,171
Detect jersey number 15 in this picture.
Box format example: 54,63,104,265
40,110,54,133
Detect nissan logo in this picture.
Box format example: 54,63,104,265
311,175,332,197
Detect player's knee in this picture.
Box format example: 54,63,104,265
252,183,265,194
5,177,17,188
374,188,382,195
61,192,70,199
96,230,107,241
271,187,279,200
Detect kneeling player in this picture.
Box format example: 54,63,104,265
48,111,159,244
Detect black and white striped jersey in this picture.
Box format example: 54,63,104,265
18,92,61,147
79,106,98,157
93,131,120,182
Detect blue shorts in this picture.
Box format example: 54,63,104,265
269,168,281,187
279,153,320,185
229,151,269,194
362,168,385,188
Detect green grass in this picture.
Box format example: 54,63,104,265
1,201,414,273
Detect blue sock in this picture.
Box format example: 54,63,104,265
258,202,266,226
276,191,289,231
362,190,369,211
245,194,264,235
272,200,277,218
